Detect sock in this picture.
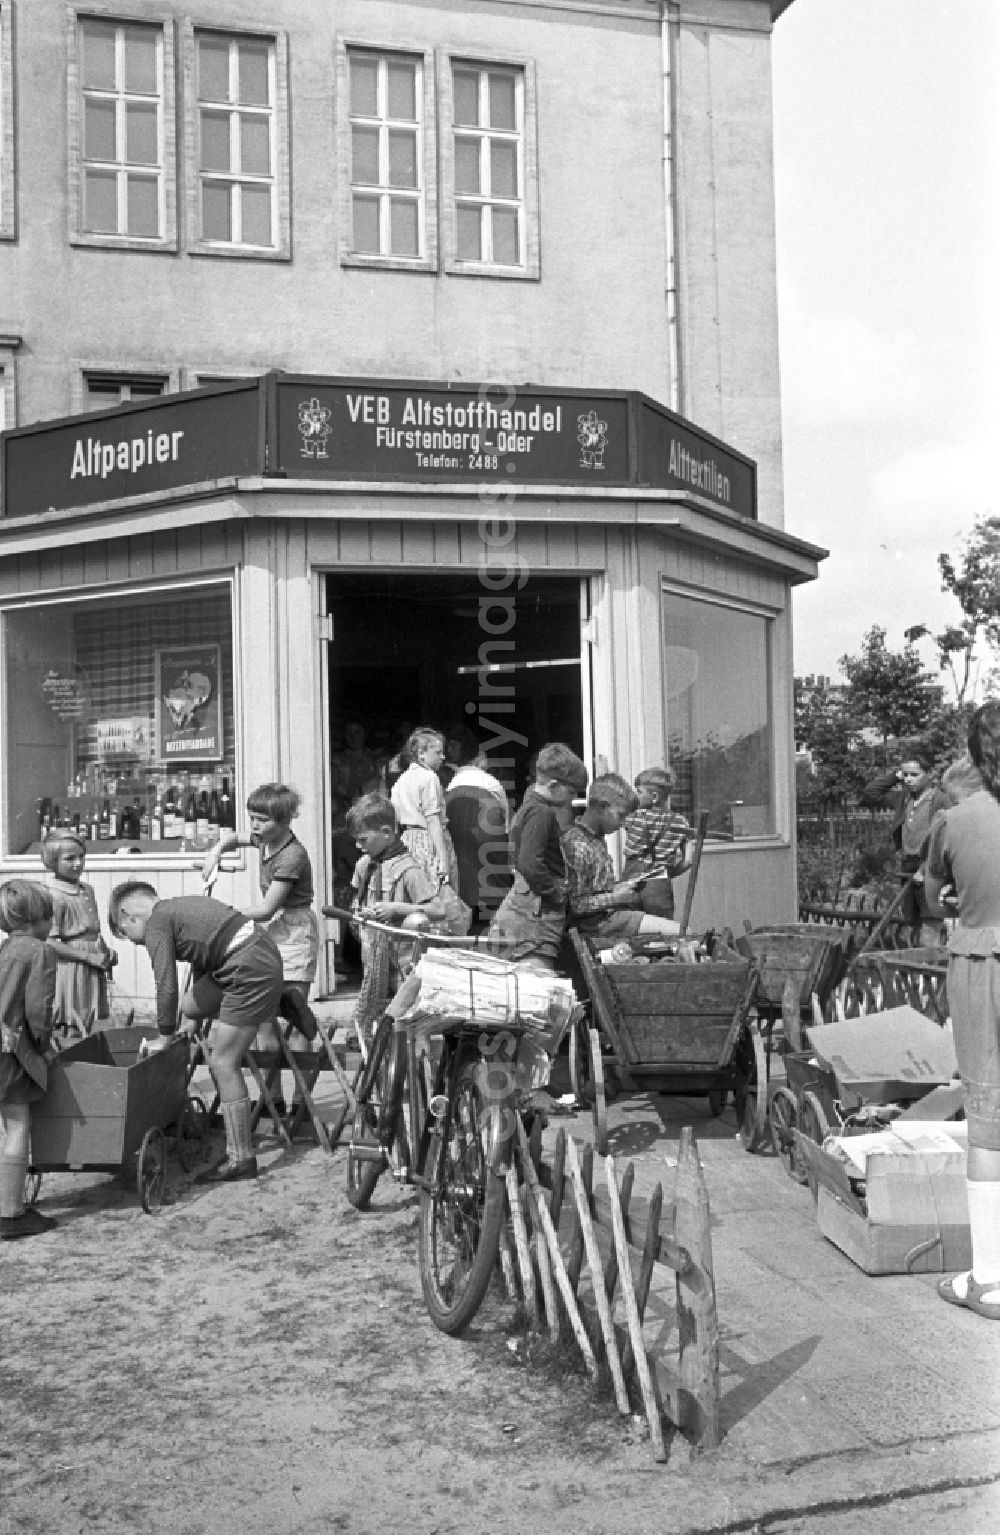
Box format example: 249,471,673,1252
221,1097,253,1164
969,1179,1000,1292
0,1155,28,1219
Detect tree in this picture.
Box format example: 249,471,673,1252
838,625,934,745
907,515,1000,704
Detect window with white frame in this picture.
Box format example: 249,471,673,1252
662,588,776,839
1,2,15,241
83,373,167,410
187,27,289,259
70,14,176,248
441,58,539,279
348,49,424,261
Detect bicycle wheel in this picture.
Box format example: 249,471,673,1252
418,1055,506,1336
346,1014,404,1210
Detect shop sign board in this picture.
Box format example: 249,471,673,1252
636,398,756,521
0,380,264,518
273,378,633,485
154,644,223,762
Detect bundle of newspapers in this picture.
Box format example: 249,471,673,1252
413,947,578,1051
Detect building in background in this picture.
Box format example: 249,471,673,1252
0,0,821,1001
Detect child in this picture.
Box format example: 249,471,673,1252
202,783,318,1004
621,767,692,920
40,830,115,1037
487,742,588,967
347,793,445,1045
562,773,681,947
0,880,58,1240
390,727,459,891
861,748,950,946
109,881,284,1183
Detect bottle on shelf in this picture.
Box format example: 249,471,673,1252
219,776,235,830
208,785,221,842
99,797,111,839
89,803,100,842
196,788,210,840
38,798,52,838
183,788,197,843
163,782,178,839
151,785,164,842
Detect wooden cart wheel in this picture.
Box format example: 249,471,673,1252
799,1090,831,1202
738,1020,769,1154
176,1093,210,1172
768,1085,806,1183
568,1013,595,1105
137,1127,167,1214
23,1169,42,1208
589,1028,609,1157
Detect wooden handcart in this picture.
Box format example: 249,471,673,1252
26,1026,209,1213
568,929,763,1156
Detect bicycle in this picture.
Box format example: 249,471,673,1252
323,905,572,1335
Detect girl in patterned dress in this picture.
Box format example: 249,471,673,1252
40,831,115,1037
390,727,460,892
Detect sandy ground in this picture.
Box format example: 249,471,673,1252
4,1033,999,1535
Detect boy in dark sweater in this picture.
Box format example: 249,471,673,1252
109,882,284,1182
487,742,588,967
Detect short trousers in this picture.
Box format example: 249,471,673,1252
266,906,319,985
189,929,284,1034
578,908,645,944
487,877,564,965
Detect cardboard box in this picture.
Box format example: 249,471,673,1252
806,1006,958,1105
795,1122,971,1275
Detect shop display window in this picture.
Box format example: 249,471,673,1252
3,582,237,856
662,589,775,839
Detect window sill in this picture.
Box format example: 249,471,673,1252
444,258,539,281
70,232,178,253
341,252,437,274
189,242,291,262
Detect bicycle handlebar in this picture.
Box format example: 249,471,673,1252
322,904,512,959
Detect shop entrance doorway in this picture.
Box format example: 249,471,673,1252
324,571,586,806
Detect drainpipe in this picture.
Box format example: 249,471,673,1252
661,2,681,412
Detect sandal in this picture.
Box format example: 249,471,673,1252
937,1272,1000,1320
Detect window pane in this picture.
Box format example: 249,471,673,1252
456,203,481,260
240,116,271,176
201,112,231,173
453,70,480,127
454,137,480,195
240,185,272,246
199,37,231,103
81,21,117,92
488,73,516,131
350,57,378,117
238,43,270,106
388,130,416,189
351,126,379,186
352,195,380,254
387,62,416,121
202,180,232,240
490,141,517,198
2,587,235,857
127,175,159,237
123,28,157,94
490,207,519,265
84,100,117,163
390,199,418,257
126,103,158,166
662,594,774,837
83,170,118,233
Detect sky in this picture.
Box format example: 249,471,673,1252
771,0,1000,689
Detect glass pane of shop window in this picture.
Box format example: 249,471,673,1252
453,70,479,127
352,195,380,253
84,170,119,233
490,140,517,198
126,103,158,166
123,27,158,95
456,203,481,261
199,37,231,103
490,206,518,265
390,199,418,257
488,74,516,131
388,130,416,189
454,137,480,195
350,57,378,117
81,21,117,92
201,112,231,173
84,99,117,163
238,43,270,107
352,126,379,186
239,115,271,176
387,62,417,121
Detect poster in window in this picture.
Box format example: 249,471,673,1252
154,645,223,762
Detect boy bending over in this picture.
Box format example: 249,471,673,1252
109,882,284,1183
562,773,681,946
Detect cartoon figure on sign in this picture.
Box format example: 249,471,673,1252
298,397,332,459
163,671,212,732
577,410,608,470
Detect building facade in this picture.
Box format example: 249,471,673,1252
0,0,819,1005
